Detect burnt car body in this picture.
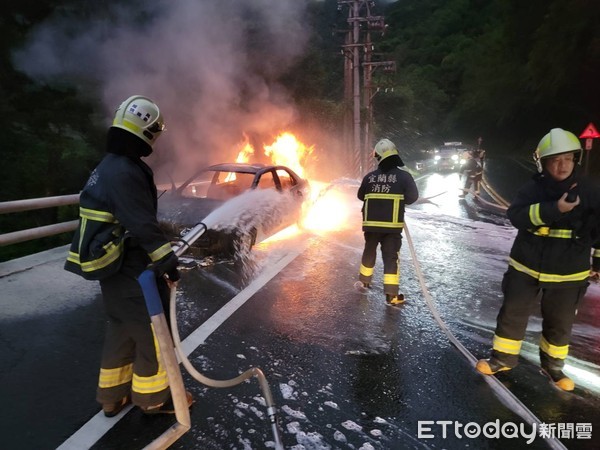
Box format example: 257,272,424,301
157,163,309,256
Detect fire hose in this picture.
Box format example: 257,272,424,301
138,221,284,450
403,221,567,450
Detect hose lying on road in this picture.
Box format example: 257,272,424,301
403,222,567,450
168,221,284,450
168,285,284,450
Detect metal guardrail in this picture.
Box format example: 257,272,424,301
0,194,80,246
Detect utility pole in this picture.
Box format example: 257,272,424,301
338,1,396,177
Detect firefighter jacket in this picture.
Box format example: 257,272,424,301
460,157,482,178
507,169,600,287
358,165,419,233
65,153,173,280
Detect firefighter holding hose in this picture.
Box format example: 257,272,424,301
65,95,192,416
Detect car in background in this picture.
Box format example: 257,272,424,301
432,141,468,172
157,163,310,257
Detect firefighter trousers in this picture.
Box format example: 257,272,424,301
359,232,402,295
96,271,172,408
491,267,587,370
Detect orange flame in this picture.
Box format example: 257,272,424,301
230,131,354,239
263,132,313,178
235,135,255,163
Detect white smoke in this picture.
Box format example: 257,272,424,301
12,0,311,181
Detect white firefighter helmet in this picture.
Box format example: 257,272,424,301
111,95,165,146
373,138,399,163
533,128,582,173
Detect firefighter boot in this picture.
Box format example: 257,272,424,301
141,390,194,415
541,367,575,392
354,281,370,293
476,357,512,375
103,396,130,418
386,293,405,306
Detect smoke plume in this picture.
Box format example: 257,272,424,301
12,0,311,181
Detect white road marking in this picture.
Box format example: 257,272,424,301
57,244,307,450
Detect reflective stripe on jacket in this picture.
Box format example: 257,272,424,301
65,153,173,280
506,173,600,287
358,166,419,233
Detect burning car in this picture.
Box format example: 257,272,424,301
157,163,310,256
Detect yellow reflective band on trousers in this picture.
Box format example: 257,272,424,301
132,324,169,395
98,363,133,388
509,258,590,283
149,243,173,262
363,193,404,229
540,336,569,360
493,335,522,355
383,273,399,286
528,203,544,226
529,228,573,238
360,264,374,277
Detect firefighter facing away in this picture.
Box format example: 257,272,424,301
357,138,419,305
65,95,193,416
476,128,600,391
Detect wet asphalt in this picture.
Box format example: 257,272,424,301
0,157,599,450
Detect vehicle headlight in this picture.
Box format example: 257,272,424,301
451,154,458,161
460,158,466,165
434,155,441,161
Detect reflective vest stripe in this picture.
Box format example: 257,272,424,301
529,203,544,226
362,220,404,229
509,258,590,283
68,241,124,273
529,228,573,238
98,363,134,388
149,243,173,262
363,193,404,228
593,249,600,258
80,207,116,223
493,335,522,355
540,335,569,359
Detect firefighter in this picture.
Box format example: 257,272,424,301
65,95,192,416
357,138,419,305
459,149,483,197
476,128,600,391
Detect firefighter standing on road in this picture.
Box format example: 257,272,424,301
459,149,483,197
357,138,419,306
65,95,192,416
476,128,600,391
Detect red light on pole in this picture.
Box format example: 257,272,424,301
579,123,599,175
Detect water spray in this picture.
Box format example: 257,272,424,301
138,194,285,449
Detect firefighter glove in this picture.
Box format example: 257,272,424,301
152,253,180,282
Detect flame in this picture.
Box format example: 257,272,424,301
227,135,255,181
302,181,355,232
235,135,255,163
228,131,354,240
263,132,313,178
